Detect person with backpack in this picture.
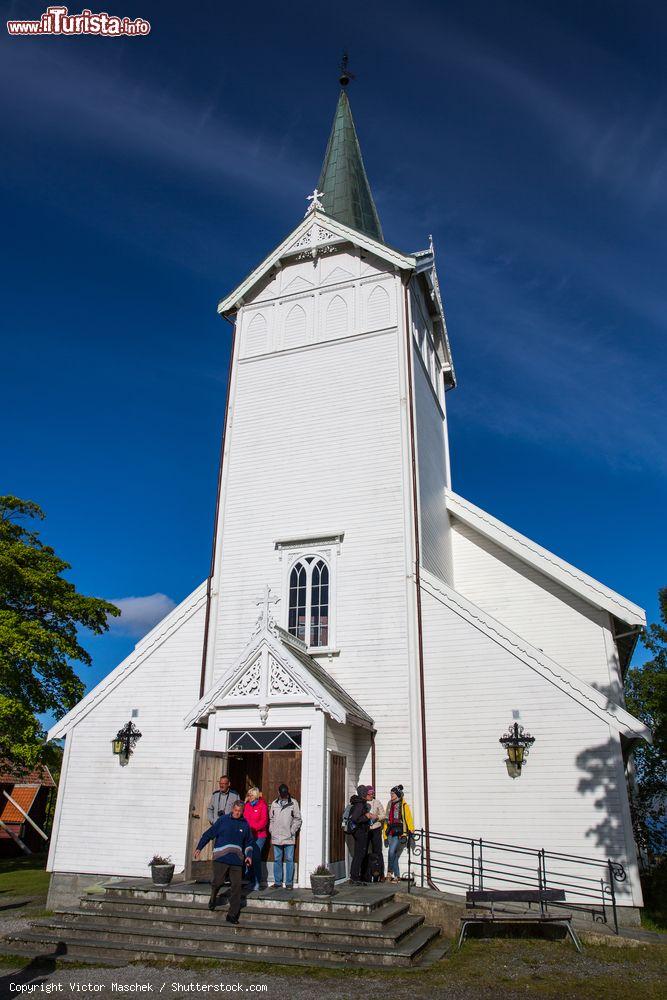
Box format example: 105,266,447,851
384,784,414,882
363,786,386,882
268,783,302,889
347,785,371,885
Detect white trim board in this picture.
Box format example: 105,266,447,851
445,490,645,628
217,211,415,316
420,568,650,742
48,582,208,739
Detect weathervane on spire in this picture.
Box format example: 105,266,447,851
339,52,355,87
305,188,325,216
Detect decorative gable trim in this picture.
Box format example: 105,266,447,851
285,222,344,256
420,568,650,742
446,490,645,628
269,656,303,696
217,211,415,317
227,655,262,698
184,627,348,729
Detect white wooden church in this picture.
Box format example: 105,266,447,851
47,84,649,918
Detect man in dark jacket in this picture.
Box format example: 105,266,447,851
348,785,371,885
194,800,253,923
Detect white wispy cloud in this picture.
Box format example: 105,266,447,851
445,248,667,474
107,593,177,638
0,43,310,204
392,14,667,214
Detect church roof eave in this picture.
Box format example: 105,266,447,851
420,569,651,743
410,263,456,389
445,491,646,628
48,582,209,740
217,211,415,318
183,620,373,731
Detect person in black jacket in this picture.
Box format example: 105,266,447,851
348,785,371,885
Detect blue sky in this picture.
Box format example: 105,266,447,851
2,0,665,707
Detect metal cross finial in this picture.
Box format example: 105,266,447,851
256,584,279,625
305,189,325,216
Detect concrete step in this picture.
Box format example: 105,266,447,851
0,939,126,968
9,921,440,969
45,910,424,948
79,894,412,931
101,881,397,914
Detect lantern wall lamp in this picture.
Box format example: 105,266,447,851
112,721,142,765
499,721,535,778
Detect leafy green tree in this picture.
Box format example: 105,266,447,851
625,587,667,866
0,495,119,769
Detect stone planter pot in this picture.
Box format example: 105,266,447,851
150,864,175,886
310,873,335,897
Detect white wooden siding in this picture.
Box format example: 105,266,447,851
420,584,642,905
208,261,415,809
451,521,621,697
48,601,205,876
413,344,453,586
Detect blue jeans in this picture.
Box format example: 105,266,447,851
252,836,266,886
387,835,403,878
273,843,295,886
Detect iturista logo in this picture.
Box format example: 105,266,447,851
7,5,151,36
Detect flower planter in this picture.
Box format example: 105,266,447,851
150,863,175,886
310,873,335,897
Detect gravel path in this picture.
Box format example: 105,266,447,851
1,941,665,1000
1,960,495,1000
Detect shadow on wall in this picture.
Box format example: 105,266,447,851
575,734,628,857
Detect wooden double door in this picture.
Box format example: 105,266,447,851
188,749,302,879
227,750,301,862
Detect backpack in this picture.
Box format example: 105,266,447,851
341,804,354,832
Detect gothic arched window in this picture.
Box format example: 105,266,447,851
288,557,329,647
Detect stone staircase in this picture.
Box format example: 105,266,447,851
4,879,447,970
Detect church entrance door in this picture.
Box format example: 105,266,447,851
227,748,302,869
327,752,347,879
187,749,228,881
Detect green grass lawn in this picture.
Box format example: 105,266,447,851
0,853,50,902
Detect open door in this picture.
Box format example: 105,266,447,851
328,752,347,879
187,750,227,881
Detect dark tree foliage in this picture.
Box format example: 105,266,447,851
0,495,119,768
625,587,667,866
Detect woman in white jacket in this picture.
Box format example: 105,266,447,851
268,783,302,889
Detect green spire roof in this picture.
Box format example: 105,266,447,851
317,90,383,242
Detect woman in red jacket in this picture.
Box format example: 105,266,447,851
244,787,269,891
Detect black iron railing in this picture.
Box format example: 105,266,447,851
407,829,628,933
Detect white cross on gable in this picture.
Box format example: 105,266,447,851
255,584,279,625
305,189,325,216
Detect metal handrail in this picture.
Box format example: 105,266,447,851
407,828,627,933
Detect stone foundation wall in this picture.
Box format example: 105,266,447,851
47,872,115,911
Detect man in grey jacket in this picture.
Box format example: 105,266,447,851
268,783,302,889
207,775,240,825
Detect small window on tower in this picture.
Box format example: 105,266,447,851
288,562,307,642
276,533,342,653
288,557,329,648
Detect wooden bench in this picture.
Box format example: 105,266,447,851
458,888,582,952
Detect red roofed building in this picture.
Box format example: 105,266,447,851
0,761,56,856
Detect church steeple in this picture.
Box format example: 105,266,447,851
317,85,384,243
